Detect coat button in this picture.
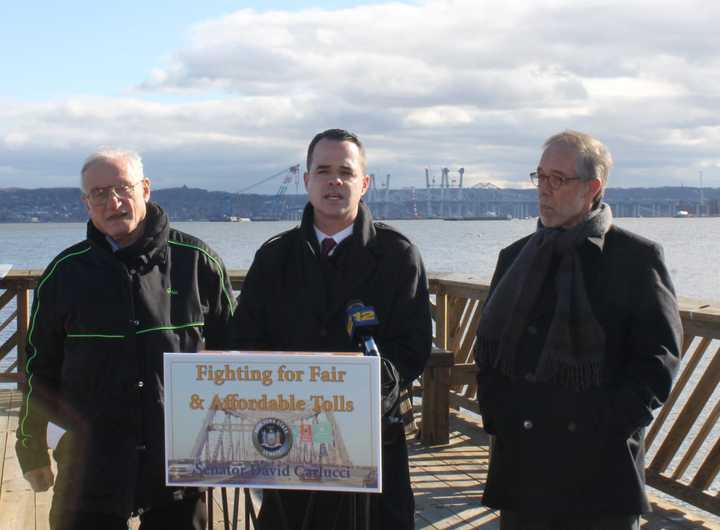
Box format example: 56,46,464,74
137,381,144,388
130,319,140,326
568,422,577,432
523,420,533,430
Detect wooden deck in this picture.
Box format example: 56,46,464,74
2,390,719,530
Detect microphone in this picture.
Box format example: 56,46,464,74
345,300,380,356
345,301,401,420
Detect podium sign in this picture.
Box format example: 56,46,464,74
164,351,382,493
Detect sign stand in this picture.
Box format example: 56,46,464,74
212,487,372,530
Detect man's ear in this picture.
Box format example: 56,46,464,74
142,178,151,202
360,174,370,196
587,178,602,203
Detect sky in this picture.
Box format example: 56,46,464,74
1,0,718,193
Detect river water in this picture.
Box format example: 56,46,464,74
2,216,718,300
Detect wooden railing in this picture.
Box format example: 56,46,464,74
3,270,720,514
0,270,33,385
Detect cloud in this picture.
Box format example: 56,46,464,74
1,0,719,190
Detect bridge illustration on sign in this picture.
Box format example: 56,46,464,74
172,402,378,488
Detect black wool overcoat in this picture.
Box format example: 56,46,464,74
476,225,682,516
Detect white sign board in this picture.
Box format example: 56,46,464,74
164,351,382,493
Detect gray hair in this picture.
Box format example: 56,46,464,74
80,149,145,192
543,130,613,207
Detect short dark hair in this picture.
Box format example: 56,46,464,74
306,129,366,172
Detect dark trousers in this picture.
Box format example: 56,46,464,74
500,511,640,530
49,496,207,530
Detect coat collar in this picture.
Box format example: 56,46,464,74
299,201,378,255
87,201,170,269
298,201,380,319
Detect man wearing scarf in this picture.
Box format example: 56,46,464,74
475,131,682,529
16,150,236,530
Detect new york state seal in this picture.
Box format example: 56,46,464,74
252,418,293,459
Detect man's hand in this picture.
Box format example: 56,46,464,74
23,466,54,492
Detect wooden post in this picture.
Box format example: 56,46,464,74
436,287,448,350
420,348,453,446
15,287,30,390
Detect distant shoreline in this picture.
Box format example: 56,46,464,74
2,185,719,223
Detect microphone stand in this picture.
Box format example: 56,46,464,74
355,334,382,530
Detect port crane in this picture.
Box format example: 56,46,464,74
238,164,301,220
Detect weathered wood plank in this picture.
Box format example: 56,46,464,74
412,417,495,530
681,334,694,358
0,391,36,530
0,270,41,290
0,289,16,313
672,398,720,480
0,332,18,363
650,345,720,473
448,298,470,390
679,299,720,340
456,302,481,365
411,461,489,529
446,296,467,353
647,472,720,520
0,391,19,486
0,310,17,336
449,298,474,358
15,289,30,388
421,351,452,445
690,433,720,492
436,288,448,350
646,337,712,450
428,274,491,299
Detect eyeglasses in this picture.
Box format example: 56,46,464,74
530,171,581,190
84,181,143,206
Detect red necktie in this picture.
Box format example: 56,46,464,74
320,237,336,257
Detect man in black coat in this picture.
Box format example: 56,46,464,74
475,130,682,529
233,128,432,529
16,149,235,530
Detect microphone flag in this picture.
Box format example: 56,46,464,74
345,300,379,339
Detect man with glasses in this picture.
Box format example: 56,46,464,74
233,129,432,529
16,149,235,530
474,131,682,529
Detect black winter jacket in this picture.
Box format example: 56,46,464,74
232,202,432,530
16,203,236,517
476,225,682,515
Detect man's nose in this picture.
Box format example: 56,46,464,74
107,191,123,207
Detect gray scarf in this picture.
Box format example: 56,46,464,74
476,203,613,391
